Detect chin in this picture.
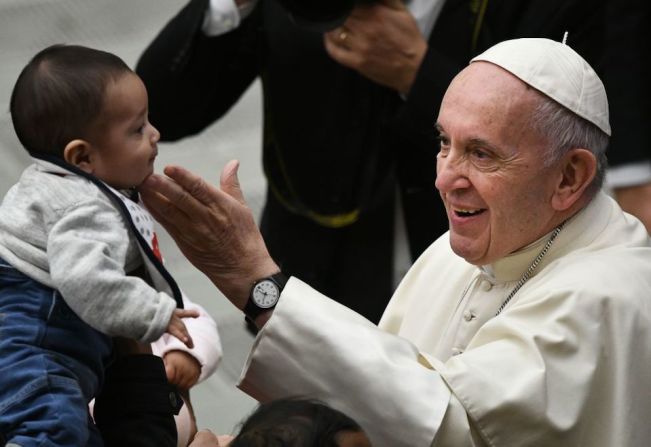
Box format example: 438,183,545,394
450,240,487,265
138,170,154,185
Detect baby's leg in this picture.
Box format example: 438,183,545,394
0,354,94,446
0,260,97,446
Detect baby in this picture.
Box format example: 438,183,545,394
0,44,220,446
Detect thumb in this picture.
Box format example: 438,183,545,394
220,160,246,205
380,0,406,10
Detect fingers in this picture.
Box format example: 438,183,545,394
141,167,219,228
323,31,361,68
139,176,191,237
175,308,201,319
163,165,225,208
220,160,246,205
216,435,235,446
165,362,192,390
163,351,201,389
168,314,195,349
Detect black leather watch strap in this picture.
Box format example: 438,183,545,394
243,272,288,321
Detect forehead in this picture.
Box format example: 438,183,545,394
101,72,147,120
437,63,544,149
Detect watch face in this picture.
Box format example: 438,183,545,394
251,279,280,308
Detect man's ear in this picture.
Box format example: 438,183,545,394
63,139,95,174
551,148,597,211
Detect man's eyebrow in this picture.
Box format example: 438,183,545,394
434,123,506,154
468,137,515,158
468,137,499,151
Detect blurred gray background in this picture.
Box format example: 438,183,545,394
0,0,266,436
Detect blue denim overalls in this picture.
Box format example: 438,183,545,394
0,258,112,446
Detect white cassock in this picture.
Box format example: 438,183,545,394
237,192,651,447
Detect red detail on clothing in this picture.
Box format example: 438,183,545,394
151,233,163,262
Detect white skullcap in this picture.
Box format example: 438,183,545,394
471,38,611,136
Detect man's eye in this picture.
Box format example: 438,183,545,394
436,139,450,158
471,149,490,159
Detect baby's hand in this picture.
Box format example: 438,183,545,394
166,308,200,348
163,350,202,390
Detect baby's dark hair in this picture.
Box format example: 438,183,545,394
10,44,132,158
230,398,366,447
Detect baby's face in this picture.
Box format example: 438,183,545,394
87,72,159,189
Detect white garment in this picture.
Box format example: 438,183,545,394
237,192,651,446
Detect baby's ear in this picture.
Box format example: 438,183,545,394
63,139,94,173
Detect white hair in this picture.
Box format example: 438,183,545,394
530,95,609,196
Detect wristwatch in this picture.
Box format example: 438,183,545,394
244,272,288,320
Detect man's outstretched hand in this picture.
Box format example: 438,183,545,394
139,161,280,313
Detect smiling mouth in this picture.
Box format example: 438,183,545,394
453,208,486,217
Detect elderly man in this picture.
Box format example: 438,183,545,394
141,38,651,446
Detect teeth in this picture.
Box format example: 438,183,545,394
454,208,483,216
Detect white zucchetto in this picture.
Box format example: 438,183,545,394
471,38,611,136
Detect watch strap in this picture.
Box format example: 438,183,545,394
244,272,288,321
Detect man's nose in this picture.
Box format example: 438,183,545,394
435,153,470,193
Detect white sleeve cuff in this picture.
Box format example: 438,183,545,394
237,278,449,446
202,0,257,36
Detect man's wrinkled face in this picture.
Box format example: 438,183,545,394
435,62,561,266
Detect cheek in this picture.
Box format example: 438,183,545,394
483,180,523,228
494,184,548,237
